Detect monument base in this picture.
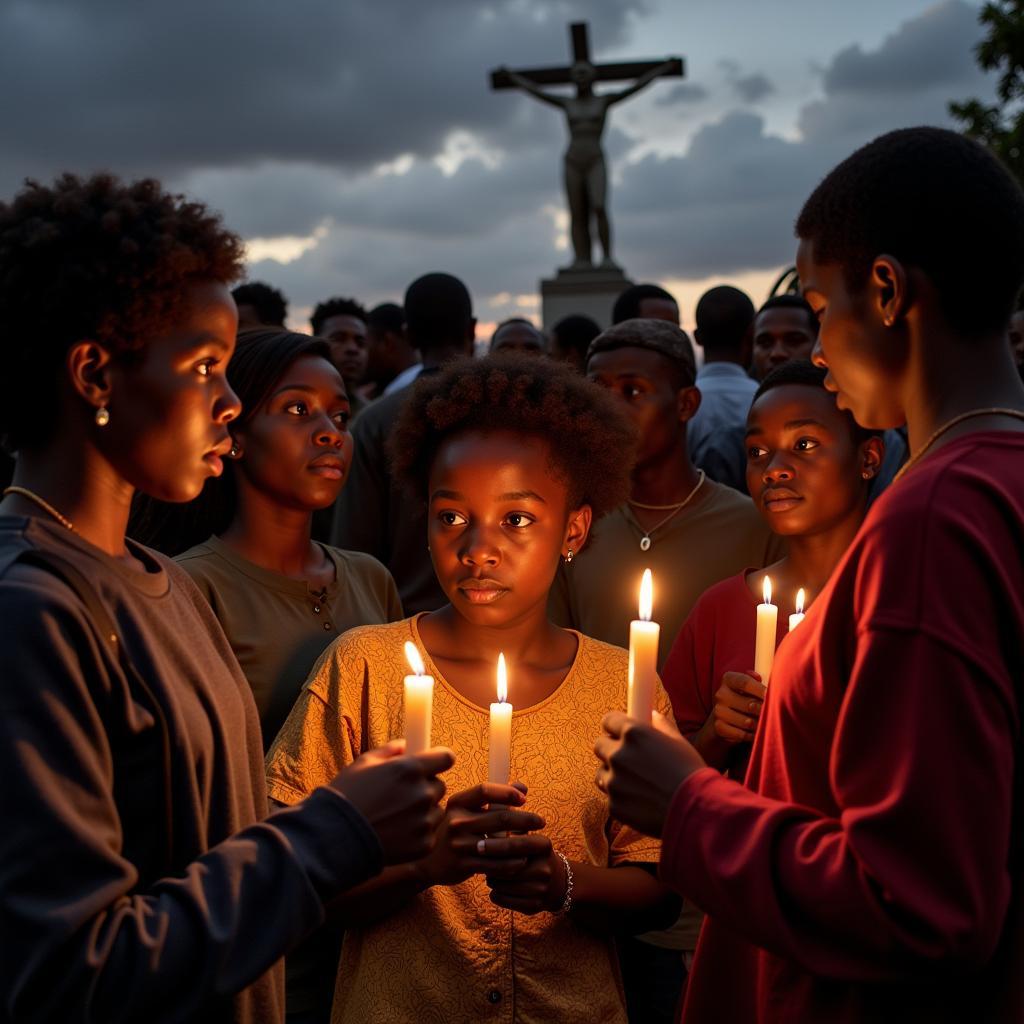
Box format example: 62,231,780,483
540,265,632,331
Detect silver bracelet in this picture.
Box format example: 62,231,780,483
554,851,574,915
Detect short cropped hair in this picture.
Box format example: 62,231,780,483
756,294,818,334
551,314,601,360
231,281,287,326
404,273,473,355
310,297,368,336
0,172,244,453
612,283,677,324
587,318,697,390
366,302,405,335
753,360,880,444
389,354,637,517
795,127,1024,335
695,285,755,358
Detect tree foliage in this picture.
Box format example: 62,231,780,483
950,0,1024,183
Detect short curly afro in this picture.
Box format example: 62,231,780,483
0,172,245,452
389,354,638,519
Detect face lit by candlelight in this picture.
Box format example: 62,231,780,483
745,383,882,537
427,430,591,626
796,238,909,429
587,346,698,469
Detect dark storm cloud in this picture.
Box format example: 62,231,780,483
0,0,644,192
655,82,710,106
612,0,995,281
823,0,981,94
733,73,775,103
0,0,999,318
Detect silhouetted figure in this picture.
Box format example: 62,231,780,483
232,281,288,329
331,273,475,614
689,285,757,491
550,313,601,371
613,283,680,325
366,302,421,397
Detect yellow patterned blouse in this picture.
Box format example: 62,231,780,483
266,614,666,1024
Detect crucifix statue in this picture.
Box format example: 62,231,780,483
492,23,683,270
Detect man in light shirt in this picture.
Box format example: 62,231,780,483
687,285,758,491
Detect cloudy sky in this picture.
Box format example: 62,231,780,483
0,0,997,332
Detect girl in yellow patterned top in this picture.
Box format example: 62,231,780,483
267,355,681,1024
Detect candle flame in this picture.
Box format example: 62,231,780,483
762,575,773,606
404,641,425,676
639,568,653,622
796,588,805,615
497,652,508,703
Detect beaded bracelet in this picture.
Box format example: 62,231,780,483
554,851,574,915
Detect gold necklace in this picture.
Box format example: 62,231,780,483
893,408,1024,484
2,486,75,531
630,470,706,552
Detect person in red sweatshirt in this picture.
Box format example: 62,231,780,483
663,359,883,783
594,126,1024,1022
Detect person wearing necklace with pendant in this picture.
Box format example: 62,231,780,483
595,127,1024,1024
549,317,783,1024
549,317,784,670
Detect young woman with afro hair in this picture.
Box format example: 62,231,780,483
266,354,683,1024
0,173,449,1022
596,127,1024,1023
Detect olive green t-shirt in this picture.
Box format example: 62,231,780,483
549,479,785,671
177,535,403,748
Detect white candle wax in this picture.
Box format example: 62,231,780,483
403,641,434,755
488,652,513,784
788,588,806,632
754,575,778,686
627,569,659,722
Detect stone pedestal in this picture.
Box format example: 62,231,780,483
540,265,632,330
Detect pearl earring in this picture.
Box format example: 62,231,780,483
95,406,110,427
565,548,574,563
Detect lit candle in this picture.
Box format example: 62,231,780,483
789,588,806,632
403,640,434,755
754,575,778,686
488,653,513,784
627,569,659,722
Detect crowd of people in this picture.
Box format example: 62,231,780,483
1,124,1023,1024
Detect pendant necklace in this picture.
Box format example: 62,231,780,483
628,470,705,552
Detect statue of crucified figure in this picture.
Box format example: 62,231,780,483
492,23,683,270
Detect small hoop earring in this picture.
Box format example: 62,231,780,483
565,548,574,564
95,406,110,427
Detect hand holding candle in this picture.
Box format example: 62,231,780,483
627,569,659,722
789,588,806,632
488,653,513,784
754,575,778,686
403,641,434,755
